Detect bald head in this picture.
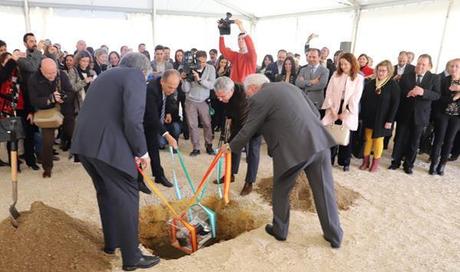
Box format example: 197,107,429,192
40,58,57,81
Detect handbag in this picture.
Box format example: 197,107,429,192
0,117,25,142
33,106,63,128
325,124,350,146
33,72,64,128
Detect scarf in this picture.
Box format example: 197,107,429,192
375,75,391,95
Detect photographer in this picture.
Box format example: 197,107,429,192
29,58,73,178
181,50,216,156
219,18,257,84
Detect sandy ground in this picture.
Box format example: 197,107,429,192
0,136,459,272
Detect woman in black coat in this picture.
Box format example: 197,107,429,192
360,60,400,172
429,58,460,175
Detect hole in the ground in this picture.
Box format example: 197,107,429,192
255,172,361,212
139,196,265,260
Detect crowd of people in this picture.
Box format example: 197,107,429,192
1,18,459,271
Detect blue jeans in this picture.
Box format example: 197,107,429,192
158,122,182,148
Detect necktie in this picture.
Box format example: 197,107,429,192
160,93,166,125
416,75,422,85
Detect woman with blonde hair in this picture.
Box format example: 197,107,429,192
322,53,364,171
360,60,400,172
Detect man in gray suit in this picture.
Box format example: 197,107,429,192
224,74,343,248
71,53,160,270
295,48,329,116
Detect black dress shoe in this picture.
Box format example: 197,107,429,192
388,164,399,170
103,247,116,255
138,179,152,194
206,144,214,155
122,255,160,271
436,163,446,176
213,174,235,184
189,149,200,156
404,167,413,175
155,176,173,188
53,156,60,161
28,164,40,171
265,224,286,241
323,235,341,249
343,165,350,172
240,182,253,196
0,160,9,167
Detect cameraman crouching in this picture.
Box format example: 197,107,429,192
219,19,257,83
182,51,216,156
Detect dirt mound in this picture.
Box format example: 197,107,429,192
139,196,266,259
0,202,111,272
255,172,361,212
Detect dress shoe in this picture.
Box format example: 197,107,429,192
388,164,399,170
213,174,235,184
323,235,341,249
403,167,413,175
265,224,286,241
53,156,60,161
28,164,40,171
343,165,350,172
240,182,253,196
206,144,214,155
155,176,173,188
122,255,160,271
42,170,51,178
103,247,115,255
448,155,458,162
0,160,9,167
138,179,152,194
436,162,446,176
53,150,59,155
189,149,200,156
429,160,438,175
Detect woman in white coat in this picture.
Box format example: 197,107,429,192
322,53,364,171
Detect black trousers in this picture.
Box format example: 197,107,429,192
431,114,460,163
452,132,460,157
40,128,55,172
145,128,164,178
17,110,37,166
330,131,354,167
79,155,141,266
231,135,261,183
391,120,425,168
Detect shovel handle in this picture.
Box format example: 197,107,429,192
11,151,18,182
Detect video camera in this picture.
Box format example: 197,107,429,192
180,51,199,82
217,12,235,35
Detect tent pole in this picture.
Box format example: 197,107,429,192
351,7,361,54
436,0,453,72
151,0,156,46
23,0,31,32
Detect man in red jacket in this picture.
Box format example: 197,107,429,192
219,19,257,84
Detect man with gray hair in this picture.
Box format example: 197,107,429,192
222,73,343,248
212,76,262,196
71,53,160,270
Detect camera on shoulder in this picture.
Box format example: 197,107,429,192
217,12,235,35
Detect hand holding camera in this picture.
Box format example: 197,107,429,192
53,91,64,104
217,12,235,35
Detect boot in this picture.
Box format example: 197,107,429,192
429,158,439,175
436,161,446,176
359,156,370,170
369,157,380,172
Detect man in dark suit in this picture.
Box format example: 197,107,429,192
212,76,262,196
222,74,343,248
265,49,287,82
71,53,160,270
389,54,441,174
143,69,180,187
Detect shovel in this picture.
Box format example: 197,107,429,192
8,119,20,227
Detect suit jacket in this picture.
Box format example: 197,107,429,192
265,62,282,82
229,82,336,179
295,64,330,109
144,78,169,136
393,64,415,77
322,72,364,131
223,84,248,141
71,67,148,178
397,71,441,126
28,70,73,111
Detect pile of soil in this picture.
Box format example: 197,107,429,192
139,196,266,259
0,202,111,272
255,172,361,212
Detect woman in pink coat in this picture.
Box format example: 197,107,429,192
322,53,364,171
